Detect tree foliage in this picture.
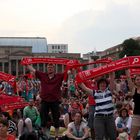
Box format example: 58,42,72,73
116,38,140,78
119,38,140,58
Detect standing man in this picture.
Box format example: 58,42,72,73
27,63,64,138
79,73,116,140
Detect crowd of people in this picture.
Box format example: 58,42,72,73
0,63,140,140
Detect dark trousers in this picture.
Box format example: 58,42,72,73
40,101,60,128
94,115,116,140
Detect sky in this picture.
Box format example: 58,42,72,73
0,0,140,54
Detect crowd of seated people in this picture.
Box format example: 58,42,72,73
1,72,140,140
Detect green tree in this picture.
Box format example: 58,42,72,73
117,38,140,78
119,38,140,58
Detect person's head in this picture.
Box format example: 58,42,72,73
116,79,121,83
47,63,55,74
124,103,132,110
119,108,129,118
35,95,41,103
28,99,34,107
134,75,140,87
125,95,132,101
0,119,9,137
69,97,75,104
1,112,11,121
115,102,123,111
97,78,109,90
74,111,82,123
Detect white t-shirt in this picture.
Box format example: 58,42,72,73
68,121,88,137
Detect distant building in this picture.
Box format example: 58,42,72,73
0,37,80,76
83,51,103,69
0,37,47,53
102,37,140,60
83,51,102,60
48,44,68,53
83,36,140,61
102,44,123,60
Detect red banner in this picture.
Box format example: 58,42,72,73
129,68,140,75
20,57,70,65
66,57,112,69
0,72,15,86
76,56,140,83
21,57,112,82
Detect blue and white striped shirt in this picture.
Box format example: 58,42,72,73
93,88,114,115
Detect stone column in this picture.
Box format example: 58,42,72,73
23,66,26,75
16,60,19,77
9,60,11,74
55,64,58,73
37,64,39,71
43,64,46,72
2,62,4,72
62,64,64,72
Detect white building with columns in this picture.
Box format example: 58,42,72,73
0,37,80,76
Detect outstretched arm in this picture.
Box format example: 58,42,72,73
26,65,36,75
109,72,115,94
79,83,93,95
125,69,135,92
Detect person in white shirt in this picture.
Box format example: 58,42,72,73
115,107,132,135
65,111,89,140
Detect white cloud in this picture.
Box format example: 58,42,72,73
49,0,140,54
0,0,140,54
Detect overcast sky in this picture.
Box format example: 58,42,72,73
0,0,140,54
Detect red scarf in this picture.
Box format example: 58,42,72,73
21,57,112,82
20,57,70,65
129,68,140,75
76,56,140,83
0,72,15,86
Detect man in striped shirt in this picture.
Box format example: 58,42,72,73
79,72,116,140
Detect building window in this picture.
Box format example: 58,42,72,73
52,45,54,49
5,50,10,54
11,60,16,76
39,64,43,71
4,62,9,73
0,63,2,71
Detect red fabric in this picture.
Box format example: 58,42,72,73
88,95,96,105
21,57,70,65
0,94,28,113
84,80,97,105
6,134,15,140
26,73,34,79
21,57,72,82
35,71,64,102
71,102,83,111
65,57,112,71
129,68,140,75
21,57,112,82
0,72,15,86
76,56,140,83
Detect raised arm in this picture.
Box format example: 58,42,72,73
109,72,115,93
26,65,36,75
79,83,93,95
125,69,134,92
